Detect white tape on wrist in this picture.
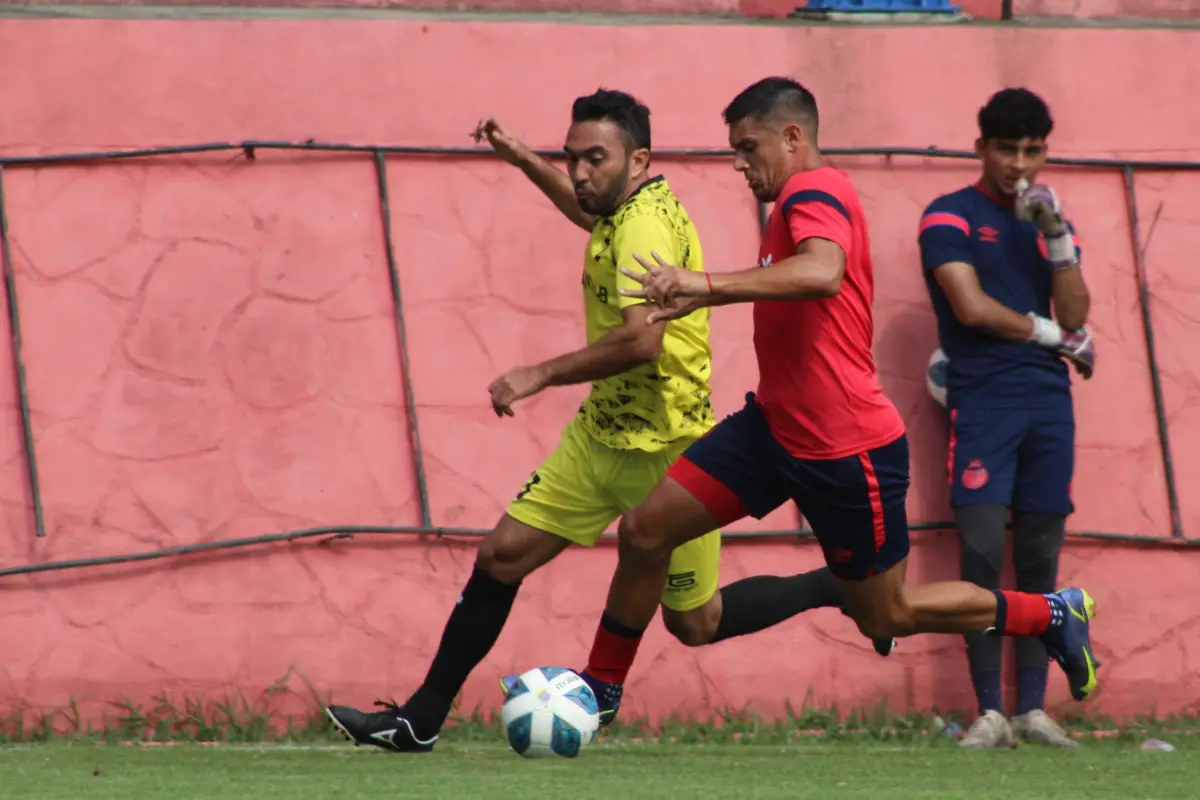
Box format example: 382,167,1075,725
1044,232,1077,266
1027,313,1063,348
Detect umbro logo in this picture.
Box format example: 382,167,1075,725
978,226,999,243
759,254,773,268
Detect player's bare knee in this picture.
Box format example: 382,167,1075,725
476,524,549,584
617,511,672,563
475,539,521,583
662,605,718,648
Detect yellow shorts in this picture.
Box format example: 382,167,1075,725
506,416,720,612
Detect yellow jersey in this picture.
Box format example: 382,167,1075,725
577,176,714,453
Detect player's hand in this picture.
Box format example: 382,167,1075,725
641,295,709,325
1015,179,1067,237
620,251,709,309
471,117,529,166
1057,326,1095,380
1016,179,1078,270
488,365,548,417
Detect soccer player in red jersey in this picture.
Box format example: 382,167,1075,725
571,77,1099,726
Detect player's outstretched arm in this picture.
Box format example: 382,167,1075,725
472,118,596,233
487,305,664,416
620,238,844,312
706,237,845,303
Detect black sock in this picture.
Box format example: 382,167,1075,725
711,567,842,643
404,566,520,737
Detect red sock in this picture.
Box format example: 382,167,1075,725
585,613,644,685
998,591,1052,637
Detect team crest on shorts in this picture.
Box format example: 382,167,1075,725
962,459,989,490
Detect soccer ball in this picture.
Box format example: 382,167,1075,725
926,347,948,408
500,667,600,758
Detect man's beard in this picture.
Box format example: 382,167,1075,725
579,164,631,216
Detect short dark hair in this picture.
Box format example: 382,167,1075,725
722,77,819,138
978,88,1054,141
571,88,651,151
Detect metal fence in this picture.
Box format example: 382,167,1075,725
1,140,1197,580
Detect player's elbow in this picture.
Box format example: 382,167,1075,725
627,329,663,363
810,266,844,299
790,260,843,300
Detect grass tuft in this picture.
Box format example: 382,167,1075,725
1,669,1197,746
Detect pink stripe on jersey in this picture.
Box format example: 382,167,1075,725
919,212,971,237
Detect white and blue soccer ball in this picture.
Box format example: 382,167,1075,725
500,667,600,758
926,347,948,408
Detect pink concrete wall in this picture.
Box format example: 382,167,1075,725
1017,0,1200,18
1,21,1199,730
11,0,1194,20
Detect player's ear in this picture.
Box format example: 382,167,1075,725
974,137,988,158
630,146,651,175
783,123,805,153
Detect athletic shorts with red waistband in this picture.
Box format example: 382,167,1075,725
666,167,911,580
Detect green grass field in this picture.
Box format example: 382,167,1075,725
3,738,1193,800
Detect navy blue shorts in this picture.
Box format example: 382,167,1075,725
948,405,1075,515
667,393,911,580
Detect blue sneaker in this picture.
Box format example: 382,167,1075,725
1040,587,1099,701
500,673,522,697
578,670,623,727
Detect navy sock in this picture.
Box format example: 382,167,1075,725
971,668,1003,715
1016,666,1049,715
990,589,1008,634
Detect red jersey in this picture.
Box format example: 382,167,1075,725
753,167,905,459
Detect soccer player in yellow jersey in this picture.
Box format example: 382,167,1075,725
326,89,886,753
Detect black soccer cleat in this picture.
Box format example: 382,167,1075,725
325,701,438,753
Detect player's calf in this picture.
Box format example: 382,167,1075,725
849,608,914,643
661,602,721,648
841,581,918,642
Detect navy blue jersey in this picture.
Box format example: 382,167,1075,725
919,183,1079,410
